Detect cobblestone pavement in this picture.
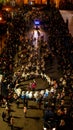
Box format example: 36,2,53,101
0,100,43,130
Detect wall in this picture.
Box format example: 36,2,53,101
60,10,73,36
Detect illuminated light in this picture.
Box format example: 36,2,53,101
33,30,39,39
42,0,47,4
6,8,9,11
0,17,2,21
45,1,47,4
34,20,40,25
52,128,56,130
30,2,33,5
55,0,60,7
43,128,47,130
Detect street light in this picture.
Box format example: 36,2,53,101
0,16,2,20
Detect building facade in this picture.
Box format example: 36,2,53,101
0,0,73,7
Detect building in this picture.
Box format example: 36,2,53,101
0,0,73,8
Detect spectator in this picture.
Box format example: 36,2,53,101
2,111,6,121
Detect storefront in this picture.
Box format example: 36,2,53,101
0,0,73,7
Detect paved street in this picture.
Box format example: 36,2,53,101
0,4,73,130
0,100,43,130
0,77,48,130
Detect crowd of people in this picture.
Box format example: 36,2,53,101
59,0,73,10
0,4,73,130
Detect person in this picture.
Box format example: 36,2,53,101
16,99,20,108
25,99,28,108
2,111,6,121
37,30,40,37
23,106,27,118
38,94,43,109
28,82,32,90
31,79,37,91
10,115,14,130
7,114,12,125
44,106,55,129
57,119,68,130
